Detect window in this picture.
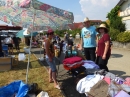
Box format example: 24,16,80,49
128,3,130,8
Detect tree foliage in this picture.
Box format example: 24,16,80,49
107,6,126,32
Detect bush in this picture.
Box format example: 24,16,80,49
68,29,81,37
55,30,67,37
117,32,130,43
55,29,81,38
109,28,120,41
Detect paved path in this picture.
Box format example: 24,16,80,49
108,47,130,79
31,47,130,97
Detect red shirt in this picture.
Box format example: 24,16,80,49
97,33,111,58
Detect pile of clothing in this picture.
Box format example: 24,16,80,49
76,71,130,97
63,56,83,70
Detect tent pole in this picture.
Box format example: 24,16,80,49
26,9,36,83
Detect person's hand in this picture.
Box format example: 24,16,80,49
102,54,106,60
95,49,97,54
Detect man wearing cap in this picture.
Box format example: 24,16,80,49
80,17,98,61
44,29,60,89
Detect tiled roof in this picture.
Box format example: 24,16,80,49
68,20,102,30
68,22,83,30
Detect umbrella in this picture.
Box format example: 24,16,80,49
0,0,74,83
0,0,73,31
16,29,38,38
23,29,38,36
16,30,25,38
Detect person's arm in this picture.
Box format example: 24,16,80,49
45,39,52,61
102,41,110,59
102,34,110,59
95,35,98,53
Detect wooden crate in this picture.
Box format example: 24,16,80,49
0,57,12,71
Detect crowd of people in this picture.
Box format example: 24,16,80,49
0,35,20,56
42,17,111,90
0,16,111,90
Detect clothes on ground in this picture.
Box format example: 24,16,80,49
115,90,130,97
81,26,97,48
82,60,99,69
63,56,83,70
76,71,130,97
124,77,130,86
76,74,104,93
63,56,82,64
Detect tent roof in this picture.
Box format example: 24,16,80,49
0,25,22,31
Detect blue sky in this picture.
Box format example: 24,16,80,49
39,0,120,22
0,0,120,25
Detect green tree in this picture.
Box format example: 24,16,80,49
107,6,126,32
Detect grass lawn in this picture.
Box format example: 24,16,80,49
0,43,63,97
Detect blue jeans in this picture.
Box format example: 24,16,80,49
46,57,57,72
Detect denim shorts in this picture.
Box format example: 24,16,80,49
46,57,57,72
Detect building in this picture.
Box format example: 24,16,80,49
117,0,130,30
68,20,102,30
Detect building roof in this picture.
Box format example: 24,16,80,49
68,20,102,30
68,22,84,30
116,0,127,6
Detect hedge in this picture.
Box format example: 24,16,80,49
54,29,81,37
117,32,130,43
109,28,120,41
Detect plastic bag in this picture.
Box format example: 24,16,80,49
37,91,49,97
18,53,26,61
0,80,28,97
4,37,12,44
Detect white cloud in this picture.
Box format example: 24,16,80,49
79,0,119,21
74,14,84,22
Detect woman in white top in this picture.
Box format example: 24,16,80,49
4,35,14,54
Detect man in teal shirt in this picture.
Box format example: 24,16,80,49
80,17,97,61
